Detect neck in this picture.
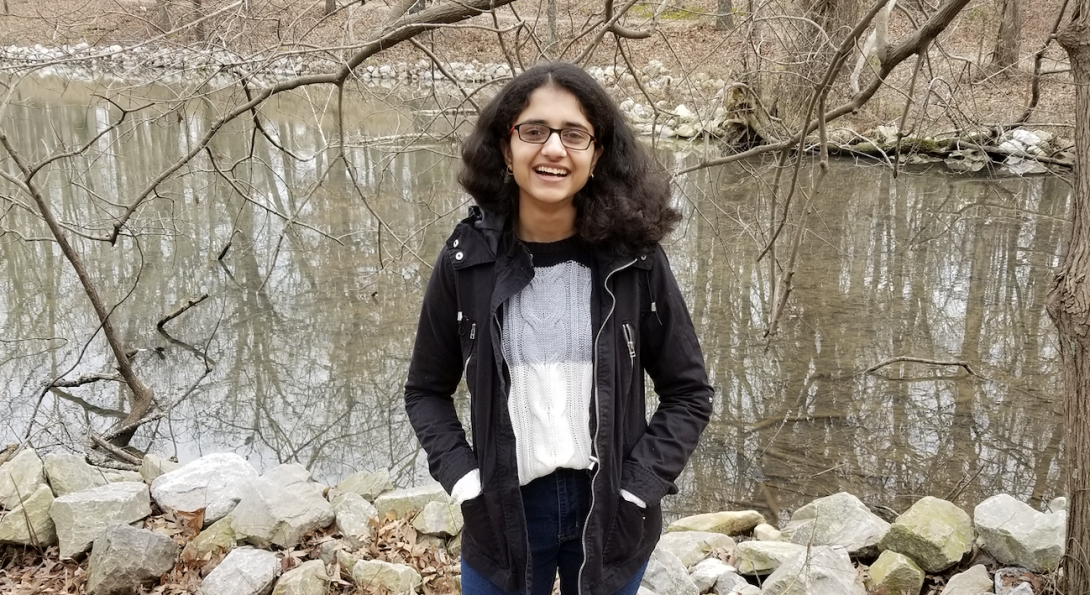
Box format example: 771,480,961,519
516,203,576,243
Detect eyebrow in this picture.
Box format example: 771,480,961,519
518,118,592,131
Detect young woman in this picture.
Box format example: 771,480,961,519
404,62,713,595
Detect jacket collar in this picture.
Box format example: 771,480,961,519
449,205,654,274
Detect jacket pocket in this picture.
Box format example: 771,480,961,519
459,317,478,387
460,496,504,565
603,496,647,566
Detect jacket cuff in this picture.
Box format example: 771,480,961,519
621,460,676,506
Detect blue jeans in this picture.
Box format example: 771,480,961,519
461,469,647,595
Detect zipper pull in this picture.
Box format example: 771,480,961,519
623,323,635,361
470,323,476,340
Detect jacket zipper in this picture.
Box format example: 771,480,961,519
578,257,638,595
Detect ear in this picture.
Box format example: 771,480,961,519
590,145,603,173
502,141,513,169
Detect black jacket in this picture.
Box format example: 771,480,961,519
404,207,713,595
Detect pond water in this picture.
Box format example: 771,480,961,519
0,75,1070,523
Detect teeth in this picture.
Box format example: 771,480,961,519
535,167,568,176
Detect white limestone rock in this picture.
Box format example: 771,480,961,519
939,564,992,595
753,523,782,541
335,468,393,501
271,559,330,595
232,466,334,549
182,515,236,560
411,500,463,538
782,492,891,557
151,452,258,525
139,454,180,484
50,482,152,558
761,545,865,595
351,559,421,593
43,453,108,496
199,547,280,595
331,492,377,549
975,493,1065,572
656,530,735,567
733,540,807,575
689,557,734,592
866,550,925,595
0,483,57,546
667,511,765,536
373,484,449,519
641,547,699,595
0,449,46,509
86,523,179,595
878,496,973,573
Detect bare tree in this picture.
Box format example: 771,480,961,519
1051,2,1090,593
992,0,1022,71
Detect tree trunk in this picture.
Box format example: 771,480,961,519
716,0,733,30
992,0,1021,70
326,0,336,15
193,0,205,40
1050,7,1090,595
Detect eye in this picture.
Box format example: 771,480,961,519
521,125,549,141
562,129,590,143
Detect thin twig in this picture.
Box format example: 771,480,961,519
864,356,979,376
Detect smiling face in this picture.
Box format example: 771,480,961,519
503,84,602,240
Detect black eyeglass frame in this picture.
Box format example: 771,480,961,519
509,123,597,150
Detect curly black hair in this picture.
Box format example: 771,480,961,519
458,62,680,254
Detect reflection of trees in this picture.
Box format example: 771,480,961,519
660,158,1067,520
0,82,1068,513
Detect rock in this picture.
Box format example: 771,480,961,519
945,148,988,173
335,469,392,500
50,482,152,558
43,453,108,496
271,559,330,595
139,454,180,484
974,493,1064,572
373,484,449,519
0,483,57,546
151,453,257,525
866,550,924,595
182,515,236,560
689,557,734,592
878,496,973,573
656,530,735,567
939,564,992,595
331,492,378,549
753,523,782,541
86,523,179,595
781,492,890,557
1048,497,1068,513
351,559,421,593
733,540,807,575
231,465,335,549
105,471,143,483
199,547,280,595
411,500,463,538
641,547,699,595
713,570,750,595
0,449,46,509
761,546,865,595
667,511,765,536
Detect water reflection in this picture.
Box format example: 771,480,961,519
0,75,1068,522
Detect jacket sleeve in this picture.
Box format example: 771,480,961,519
622,245,714,505
404,247,479,494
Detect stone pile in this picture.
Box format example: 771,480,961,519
0,447,1067,595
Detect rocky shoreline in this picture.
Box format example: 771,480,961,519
1,43,1074,176
0,447,1067,594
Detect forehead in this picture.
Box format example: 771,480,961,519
516,85,592,129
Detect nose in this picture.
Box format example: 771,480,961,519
541,130,567,155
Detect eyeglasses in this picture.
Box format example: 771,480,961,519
510,123,596,150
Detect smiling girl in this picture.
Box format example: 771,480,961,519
404,62,713,595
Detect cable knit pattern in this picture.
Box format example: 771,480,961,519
502,242,594,486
